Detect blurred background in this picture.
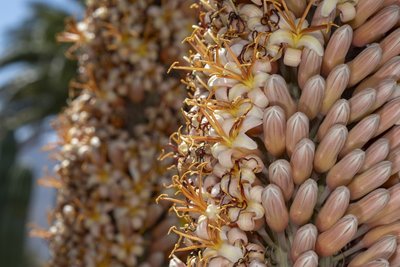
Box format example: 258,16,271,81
0,1,83,266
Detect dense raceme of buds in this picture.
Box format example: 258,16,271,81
162,0,400,266
38,1,194,266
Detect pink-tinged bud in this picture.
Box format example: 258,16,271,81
314,124,348,173
369,210,400,228
322,26,353,76
293,250,318,267
286,0,306,17
360,222,400,248
388,144,400,172
356,56,400,92
349,0,384,29
340,114,380,157
370,79,397,112
349,235,397,267
348,89,377,123
347,161,392,200
263,106,286,157
315,215,358,257
261,184,289,232
316,186,350,232
286,112,309,157
374,98,400,137
353,5,400,47
298,48,322,89
347,44,382,87
291,224,318,262
321,64,350,114
379,29,400,68
361,138,390,172
318,99,350,140
290,179,318,225
298,75,325,119
326,149,365,189
264,74,296,117
367,185,400,226
291,138,315,185
268,160,294,201
383,126,400,150
364,259,390,267
347,188,391,224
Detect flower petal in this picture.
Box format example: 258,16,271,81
269,29,295,47
297,35,324,56
232,133,258,150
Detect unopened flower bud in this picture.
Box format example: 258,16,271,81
316,186,350,232
314,124,348,173
347,188,390,224
349,235,397,267
293,250,318,267
264,74,296,117
326,149,365,189
315,215,358,257
290,138,315,185
263,106,286,157
286,112,309,157
347,161,392,200
268,159,294,201
261,185,289,232
290,179,318,225
298,75,325,120
352,5,400,47
291,224,318,262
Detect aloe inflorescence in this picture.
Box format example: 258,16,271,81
162,0,400,266
37,1,195,266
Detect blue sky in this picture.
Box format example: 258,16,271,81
0,0,82,261
0,0,81,85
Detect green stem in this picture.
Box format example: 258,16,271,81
257,228,277,249
276,232,290,266
317,186,330,207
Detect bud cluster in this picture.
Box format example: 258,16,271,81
163,0,400,266
40,1,194,266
